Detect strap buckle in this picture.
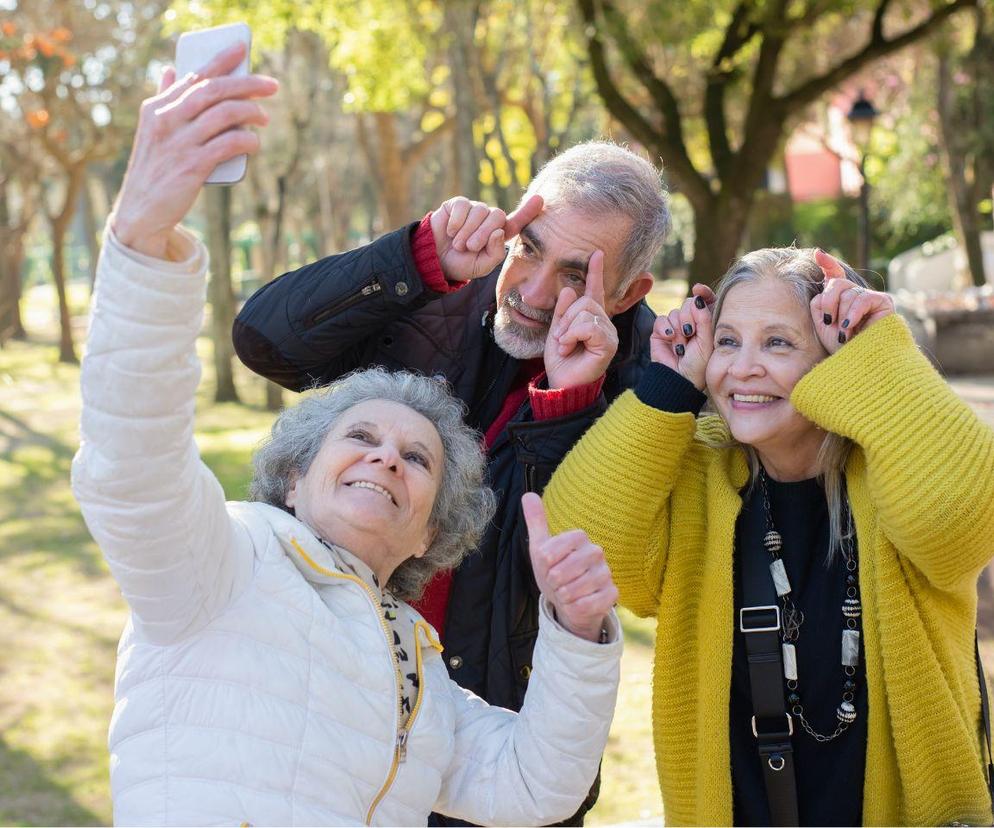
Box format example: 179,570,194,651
752,713,794,739
740,604,781,634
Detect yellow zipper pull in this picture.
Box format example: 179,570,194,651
396,727,409,763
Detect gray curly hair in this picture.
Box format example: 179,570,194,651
249,368,496,601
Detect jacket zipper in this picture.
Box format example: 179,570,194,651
308,280,381,327
365,621,436,824
287,539,430,826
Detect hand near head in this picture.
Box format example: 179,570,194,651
544,249,620,389
809,249,895,355
521,493,617,643
650,283,715,391
111,43,278,259
430,193,544,281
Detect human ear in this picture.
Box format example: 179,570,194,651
415,525,438,559
611,271,655,316
285,474,299,509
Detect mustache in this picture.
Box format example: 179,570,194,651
503,289,553,325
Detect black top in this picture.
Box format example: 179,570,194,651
731,476,868,826
634,363,869,827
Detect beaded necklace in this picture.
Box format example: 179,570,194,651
759,469,862,742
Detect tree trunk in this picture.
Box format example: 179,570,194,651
80,175,100,292
0,180,27,344
374,113,413,228
47,165,87,364
445,1,482,199
937,53,987,288
688,190,755,288
205,186,241,403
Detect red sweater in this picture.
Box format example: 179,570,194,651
408,214,603,638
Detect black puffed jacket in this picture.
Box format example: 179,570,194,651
233,222,655,713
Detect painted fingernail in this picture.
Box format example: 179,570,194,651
675,344,685,357
823,313,832,325
694,296,706,310
838,331,847,344
682,323,693,336
842,318,850,329
664,328,673,336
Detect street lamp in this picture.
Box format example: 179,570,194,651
847,90,879,272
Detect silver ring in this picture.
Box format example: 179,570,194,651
592,316,601,326
851,286,866,295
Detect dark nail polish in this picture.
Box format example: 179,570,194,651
838,331,847,344
842,318,850,329
675,344,685,357
682,323,693,336
823,313,832,325
664,328,673,336
694,296,706,310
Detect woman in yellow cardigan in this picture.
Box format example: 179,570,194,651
542,247,994,825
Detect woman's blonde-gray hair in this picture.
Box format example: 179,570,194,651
249,368,496,601
710,247,870,559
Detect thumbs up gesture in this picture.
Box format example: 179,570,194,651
521,493,618,643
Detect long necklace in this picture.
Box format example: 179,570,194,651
759,469,862,742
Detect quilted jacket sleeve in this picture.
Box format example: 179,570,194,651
71,226,254,645
433,598,622,826
233,223,442,392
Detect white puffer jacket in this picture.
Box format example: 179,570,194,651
71,226,622,827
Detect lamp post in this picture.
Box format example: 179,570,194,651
847,90,879,272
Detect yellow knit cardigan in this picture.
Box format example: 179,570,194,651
544,314,994,826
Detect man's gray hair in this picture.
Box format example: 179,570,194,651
249,368,496,602
523,140,671,292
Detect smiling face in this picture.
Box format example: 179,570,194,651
492,197,644,358
705,277,830,479
285,399,444,583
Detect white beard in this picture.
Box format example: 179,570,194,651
492,303,548,359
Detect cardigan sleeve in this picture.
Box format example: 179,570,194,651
791,313,994,591
542,387,702,618
71,224,255,644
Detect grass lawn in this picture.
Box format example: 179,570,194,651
0,284,663,825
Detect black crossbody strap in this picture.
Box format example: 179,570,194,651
741,541,800,827
975,634,994,809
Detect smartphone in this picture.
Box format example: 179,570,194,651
175,22,252,185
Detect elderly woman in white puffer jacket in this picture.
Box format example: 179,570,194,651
71,43,622,827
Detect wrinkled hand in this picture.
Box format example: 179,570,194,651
649,284,716,391
522,493,617,643
429,193,543,281
111,43,278,259
809,249,895,355
544,250,619,389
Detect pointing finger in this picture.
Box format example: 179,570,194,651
551,286,578,337
505,193,544,238
815,248,846,281
585,249,606,309
521,492,551,547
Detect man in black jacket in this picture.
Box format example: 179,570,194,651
233,141,670,821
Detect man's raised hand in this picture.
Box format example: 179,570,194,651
430,193,543,281
544,249,619,389
521,493,617,644
111,42,278,259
